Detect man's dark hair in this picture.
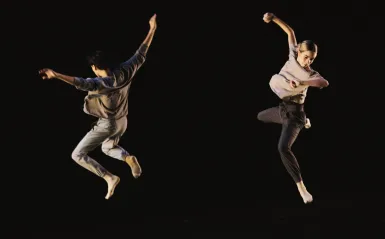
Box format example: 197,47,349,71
87,50,117,70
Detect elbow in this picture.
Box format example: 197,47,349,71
135,52,147,64
321,80,329,88
138,44,149,56
73,77,83,88
286,30,294,39
314,79,328,88
140,55,146,64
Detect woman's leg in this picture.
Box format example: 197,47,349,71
257,106,283,124
278,117,313,204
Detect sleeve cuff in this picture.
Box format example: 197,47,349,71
138,44,149,56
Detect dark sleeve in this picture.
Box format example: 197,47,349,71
73,77,114,91
118,44,148,82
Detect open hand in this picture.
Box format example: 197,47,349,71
290,79,299,88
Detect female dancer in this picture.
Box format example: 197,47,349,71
258,12,329,204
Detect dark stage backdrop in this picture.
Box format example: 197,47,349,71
4,0,383,237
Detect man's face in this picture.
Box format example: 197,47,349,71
91,65,101,77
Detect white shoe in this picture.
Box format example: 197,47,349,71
305,118,311,129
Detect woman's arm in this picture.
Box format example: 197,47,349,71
263,12,297,47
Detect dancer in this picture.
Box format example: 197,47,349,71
257,12,329,203
39,14,157,199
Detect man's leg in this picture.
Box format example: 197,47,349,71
102,140,142,178
277,120,313,204
71,120,120,199
100,116,142,178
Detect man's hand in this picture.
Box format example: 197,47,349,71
263,12,275,23
149,14,157,31
39,68,57,80
290,79,300,89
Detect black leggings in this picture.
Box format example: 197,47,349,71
257,101,306,183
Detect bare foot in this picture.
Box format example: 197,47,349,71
125,155,142,178
296,181,313,204
104,174,120,200
299,188,313,204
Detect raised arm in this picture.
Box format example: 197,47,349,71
263,12,297,47
141,13,157,52
119,14,157,77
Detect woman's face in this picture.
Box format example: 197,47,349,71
297,50,317,69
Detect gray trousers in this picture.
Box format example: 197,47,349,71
71,116,129,177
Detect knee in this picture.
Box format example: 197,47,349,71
278,142,291,154
101,144,111,155
101,141,115,155
257,111,264,122
71,150,85,162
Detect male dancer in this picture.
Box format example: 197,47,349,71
39,14,157,199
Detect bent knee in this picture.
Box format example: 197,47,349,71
257,111,265,121
71,150,85,162
101,141,115,155
278,144,291,154
101,145,111,155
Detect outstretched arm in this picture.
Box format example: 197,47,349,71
263,12,297,47
39,68,104,91
39,68,76,85
119,14,157,80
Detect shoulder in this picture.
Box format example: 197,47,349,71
288,44,298,58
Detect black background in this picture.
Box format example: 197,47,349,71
4,0,384,237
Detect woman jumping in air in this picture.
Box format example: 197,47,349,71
257,12,329,204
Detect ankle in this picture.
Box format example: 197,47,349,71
103,172,113,180
125,155,136,164
296,181,306,190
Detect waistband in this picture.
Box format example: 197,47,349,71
280,101,304,111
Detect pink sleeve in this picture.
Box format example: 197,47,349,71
288,44,297,58
309,71,326,81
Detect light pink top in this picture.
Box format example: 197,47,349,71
269,44,326,104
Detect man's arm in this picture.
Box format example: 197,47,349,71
39,68,76,85
39,68,101,91
263,12,297,48
141,14,157,53
54,72,77,85
119,14,157,80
